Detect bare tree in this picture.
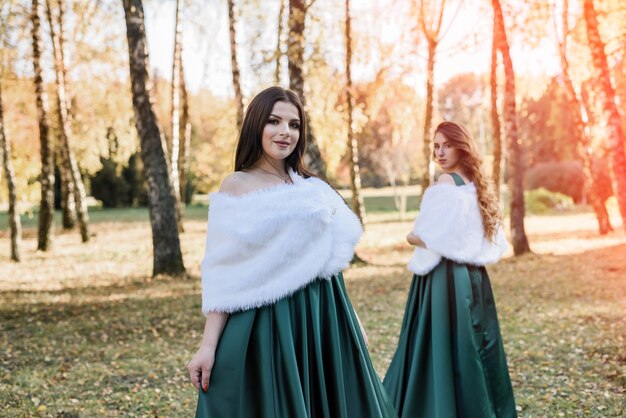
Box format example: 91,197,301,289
58,149,77,229
0,78,21,261
32,0,55,251
344,0,364,223
492,0,530,255
55,0,76,230
557,0,611,234
288,0,326,177
418,0,446,194
227,0,244,129
179,51,191,211
45,0,90,242
122,0,185,275
275,0,286,84
490,13,503,198
583,0,626,232
170,0,185,232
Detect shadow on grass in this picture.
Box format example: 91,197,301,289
1,241,625,416
0,274,200,313
0,281,204,417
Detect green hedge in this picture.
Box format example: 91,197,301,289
525,187,574,214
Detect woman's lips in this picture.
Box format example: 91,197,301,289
275,141,289,148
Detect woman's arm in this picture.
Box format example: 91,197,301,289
187,312,229,391
407,232,427,248
187,174,240,391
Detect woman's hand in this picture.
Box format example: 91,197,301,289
187,312,229,392
187,346,216,392
407,232,427,248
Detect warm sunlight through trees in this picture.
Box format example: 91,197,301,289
1,1,625,416
0,0,624,255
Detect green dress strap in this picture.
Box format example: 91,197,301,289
449,172,466,186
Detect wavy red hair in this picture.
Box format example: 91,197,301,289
433,121,502,241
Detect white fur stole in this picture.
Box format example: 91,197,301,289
200,171,362,314
408,182,509,275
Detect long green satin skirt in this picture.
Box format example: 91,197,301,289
383,260,517,418
195,273,397,418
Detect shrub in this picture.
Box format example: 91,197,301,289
91,157,130,208
122,153,149,207
525,187,574,214
524,161,584,203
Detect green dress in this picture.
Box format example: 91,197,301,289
383,173,517,418
195,273,397,418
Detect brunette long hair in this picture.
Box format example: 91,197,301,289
434,121,502,240
234,86,314,178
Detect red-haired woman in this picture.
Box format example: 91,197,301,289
384,121,517,417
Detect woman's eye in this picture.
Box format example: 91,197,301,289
290,123,300,129
268,119,279,125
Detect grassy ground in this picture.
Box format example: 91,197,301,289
0,206,625,417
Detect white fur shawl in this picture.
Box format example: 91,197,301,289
200,171,362,314
408,182,509,275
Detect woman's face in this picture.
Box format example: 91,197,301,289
261,101,301,163
433,132,461,173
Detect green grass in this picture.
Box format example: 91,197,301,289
1,213,625,417
5,187,601,232
0,196,414,231
0,205,212,230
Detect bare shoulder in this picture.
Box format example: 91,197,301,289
436,173,456,185
219,172,249,195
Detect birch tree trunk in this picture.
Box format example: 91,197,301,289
583,0,626,232
32,0,55,251
344,0,364,223
179,57,191,207
275,0,286,84
0,79,21,261
418,0,446,194
559,0,611,234
227,0,244,129
170,0,184,232
122,0,185,275
492,0,530,255
288,0,326,177
56,0,76,230
45,0,90,242
490,14,503,198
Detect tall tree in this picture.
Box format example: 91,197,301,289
58,149,77,229
490,13,503,198
0,78,21,261
178,52,191,210
288,0,326,177
558,0,612,234
32,0,55,251
170,0,184,232
274,0,286,84
344,0,363,223
583,0,626,232
45,0,90,242
492,0,530,255
122,0,185,276
418,0,446,194
56,0,76,230
227,0,244,129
